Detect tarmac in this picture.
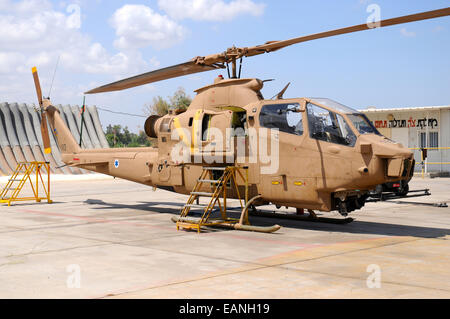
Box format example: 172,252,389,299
0,175,449,299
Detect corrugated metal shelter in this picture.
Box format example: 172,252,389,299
0,102,109,175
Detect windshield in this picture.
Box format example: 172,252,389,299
309,98,358,113
347,113,381,135
310,98,381,135
307,103,356,147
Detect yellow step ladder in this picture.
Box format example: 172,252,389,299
0,162,52,206
176,166,249,233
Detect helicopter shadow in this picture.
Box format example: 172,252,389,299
249,213,450,239
83,199,450,239
84,199,186,215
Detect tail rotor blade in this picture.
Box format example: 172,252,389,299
32,66,43,107
32,66,52,154
41,112,52,154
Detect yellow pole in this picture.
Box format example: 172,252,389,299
421,149,424,179
36,163,39,201
47,162,51,203
245,167,248,205
223,170,227,220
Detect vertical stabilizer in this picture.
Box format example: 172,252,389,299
46,106,81,154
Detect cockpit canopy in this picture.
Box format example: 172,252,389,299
259,98,381,148
309,98,381,136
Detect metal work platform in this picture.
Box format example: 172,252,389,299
0,161,52,206
173,166,280,233
175,166,247,233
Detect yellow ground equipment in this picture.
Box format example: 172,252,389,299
173,166,280,233
0,162,52,206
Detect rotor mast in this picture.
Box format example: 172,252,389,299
226,46,241,79
231,58,237,79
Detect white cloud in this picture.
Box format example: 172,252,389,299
158,0,265,21
0,52,26,74
61,44,147,75
0,1,147,75
0,0,151,105
0,0,53,14
110,4,187,50
400,27,416,38
0,10,86,53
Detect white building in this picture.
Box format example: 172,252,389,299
362,106,450,173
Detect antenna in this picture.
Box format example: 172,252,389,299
48,55,60,98
272,82,291,100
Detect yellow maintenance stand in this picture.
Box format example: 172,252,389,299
173,165,281,233
0,162,52,206
176,166,248,233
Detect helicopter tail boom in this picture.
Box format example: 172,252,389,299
45,105,82,155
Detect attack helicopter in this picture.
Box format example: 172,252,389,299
32,7,450,233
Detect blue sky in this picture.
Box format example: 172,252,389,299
1,0,449,132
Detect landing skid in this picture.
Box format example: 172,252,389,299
171,216,281,233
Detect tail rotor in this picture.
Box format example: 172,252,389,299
32,67,52,154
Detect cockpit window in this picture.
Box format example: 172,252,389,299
259,103,303,136
310,98,381,136
309,98,358,114
311,97,358,113
307,103,356,147
347,114,381,135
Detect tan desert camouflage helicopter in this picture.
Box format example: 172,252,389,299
32,7,450,233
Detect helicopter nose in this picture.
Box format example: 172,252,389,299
385,155,415,180
371,138,413,158
371,139,415,181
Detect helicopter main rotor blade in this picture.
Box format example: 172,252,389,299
85,7,449,94
244,7,450,57
85,61,222,94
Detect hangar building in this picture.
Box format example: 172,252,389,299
0,102,109,175
362,105,450,174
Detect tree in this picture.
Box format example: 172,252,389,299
106,88,192,149
143,87,192,116
105,124,152,148
169,87,191,111
144,96,170,116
